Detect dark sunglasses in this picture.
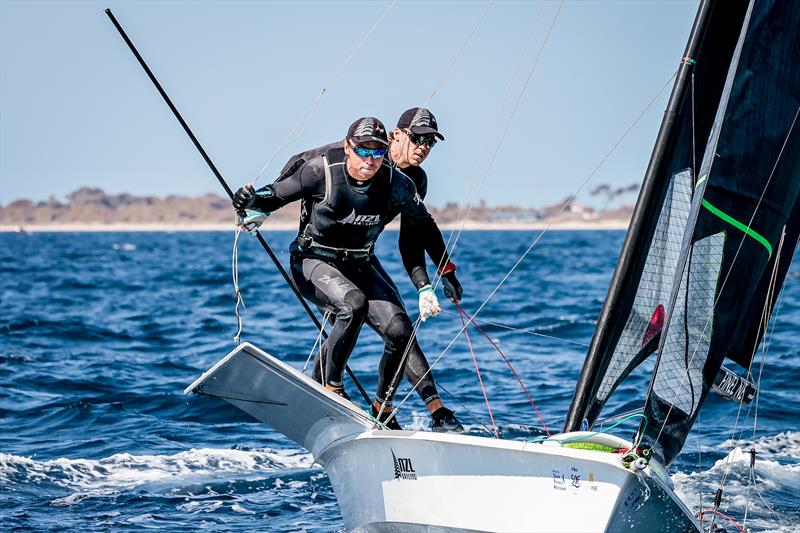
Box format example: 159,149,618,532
350,143,387,159
404,129,438,148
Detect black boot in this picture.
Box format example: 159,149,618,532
431,407,464,433
371,405,402,430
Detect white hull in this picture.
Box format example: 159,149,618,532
186,343,701,532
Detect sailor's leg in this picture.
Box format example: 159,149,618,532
403,340,441,407
370,257,443,410
360,264,415,407
290,257,368,389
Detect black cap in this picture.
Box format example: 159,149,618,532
396,107,444,140
346,117,390,146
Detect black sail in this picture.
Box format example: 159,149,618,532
564,0,750,432
640,0,800,466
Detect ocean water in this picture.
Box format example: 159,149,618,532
1,229,797,532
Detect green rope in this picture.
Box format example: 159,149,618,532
528,413,647,447
562,442,617,452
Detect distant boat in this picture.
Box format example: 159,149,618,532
187,0,799,530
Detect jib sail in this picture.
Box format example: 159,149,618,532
639,0,800,465
564,0,750,432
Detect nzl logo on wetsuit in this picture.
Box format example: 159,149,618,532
338,209,381,226
391,449,417,480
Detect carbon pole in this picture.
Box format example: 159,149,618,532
105,8,371,405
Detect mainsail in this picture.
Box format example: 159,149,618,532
566,0,799,467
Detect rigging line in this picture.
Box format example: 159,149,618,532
390,68,679,420
423,0,493,107
731,230,788,526
458,302,550,435
440,309,590,347
303,310,330,373
251,0,397,186
650,104,800,447
431,1,561,283
426,1,547,301
434,381,497,435
458,304,500,438
743,247,793,530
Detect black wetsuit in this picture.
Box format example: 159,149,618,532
277,143,452,405
255,147,434,403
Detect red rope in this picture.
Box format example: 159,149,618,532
457,305,500,438
696,508,745,533
456,302,551,436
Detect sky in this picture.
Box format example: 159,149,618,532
0,0,699,208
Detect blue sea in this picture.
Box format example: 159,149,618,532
1,230,797,532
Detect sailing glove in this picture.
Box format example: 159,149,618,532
239,209,270,235
438,262,463,303
418,284,441,322
233,184,256,211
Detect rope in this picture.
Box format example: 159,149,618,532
529,413,646,446
303,310,330,373
428,0,559,290
423,1,493,107
386,1,557,421
440,309,590,347
388,65,678,428
456,302,550,435
250,0,397,186
232,224,247,344
458,304,499,438
696,509,745,533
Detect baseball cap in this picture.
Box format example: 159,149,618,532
396,107,445,140
346,117,390,146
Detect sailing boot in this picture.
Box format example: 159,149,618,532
371,404,402,430
324,384,351,401
431,407,464,433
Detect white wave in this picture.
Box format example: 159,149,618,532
112,243,137,251
0,447,314,504
672,432,800,532
718,431,800,459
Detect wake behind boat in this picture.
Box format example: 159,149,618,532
186,343,698,532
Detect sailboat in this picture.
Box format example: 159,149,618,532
185,0,799,531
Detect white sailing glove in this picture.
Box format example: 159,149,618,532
418,284,441,322
238,209,270,235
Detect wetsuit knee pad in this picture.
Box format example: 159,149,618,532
342,288,368,321
384,314,414,345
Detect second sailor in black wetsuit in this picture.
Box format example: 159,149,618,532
233,117,432,429
265,108,464,432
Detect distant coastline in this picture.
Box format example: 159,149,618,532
1,187,633,233
0,220,630,233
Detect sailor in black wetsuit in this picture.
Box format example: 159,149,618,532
232,117,434,429
262,108,464,432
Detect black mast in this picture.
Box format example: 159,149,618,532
564,0,715,432
104,8,371,405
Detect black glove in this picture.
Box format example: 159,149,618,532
233,185,255,211
439,262,463,303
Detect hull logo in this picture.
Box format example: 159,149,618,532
391,450,417,480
